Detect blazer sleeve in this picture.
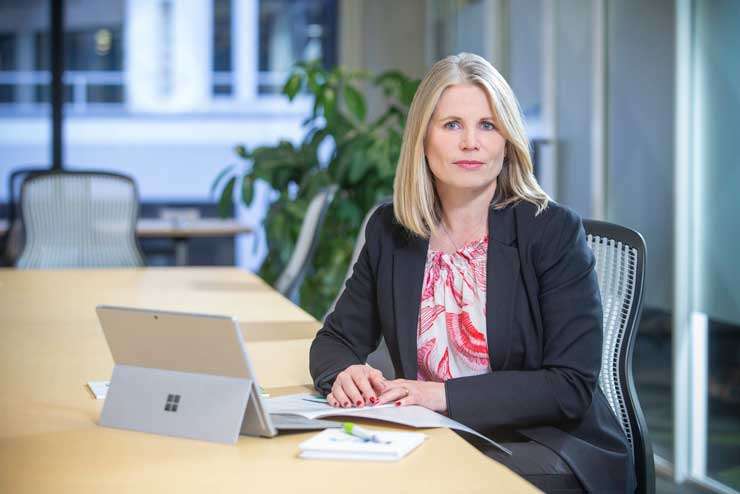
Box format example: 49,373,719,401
444,207,603,431
309,208,384,395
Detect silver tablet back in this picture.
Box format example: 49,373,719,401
96,305,277,444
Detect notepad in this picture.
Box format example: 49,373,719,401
299,428,427,461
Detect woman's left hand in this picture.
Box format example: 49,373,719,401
375,379,447,412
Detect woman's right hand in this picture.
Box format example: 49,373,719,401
327,364,387,408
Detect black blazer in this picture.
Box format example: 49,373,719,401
310,200,636,493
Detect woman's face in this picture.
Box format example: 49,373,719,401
424,84,506,194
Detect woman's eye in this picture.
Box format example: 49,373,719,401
481,121,495,130
444,121,461,129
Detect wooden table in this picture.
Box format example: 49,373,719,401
0,268,538,493
0,218,253,266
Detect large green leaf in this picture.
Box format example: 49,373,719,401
241,176,254,207
401,79,421,106
210,165,234,199
322,87,337,120
344,84,366,122
217,176,236,218
282,72,303,100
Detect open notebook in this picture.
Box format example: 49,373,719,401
266,393,511,455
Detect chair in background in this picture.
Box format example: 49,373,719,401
584,219,654,494
16,170,144,269
1,166,49,266
274,185,338,303
324,197,395,378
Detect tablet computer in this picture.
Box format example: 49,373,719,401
96,305,277,444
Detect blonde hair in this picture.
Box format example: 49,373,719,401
393,52,549,238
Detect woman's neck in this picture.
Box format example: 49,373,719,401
432,181,496,250
438,182,495,229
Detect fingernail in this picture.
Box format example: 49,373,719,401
369,397,376,404
356,400,363,407
395,401,401,407
344,402,350,407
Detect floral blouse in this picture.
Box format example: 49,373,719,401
416,235,491,382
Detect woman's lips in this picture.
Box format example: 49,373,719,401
453,160,485,170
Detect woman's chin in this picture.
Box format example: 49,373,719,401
436,176,498,193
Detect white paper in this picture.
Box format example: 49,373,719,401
87,380,110,400
266,393,511,455
266,393,394,416
298,428,427,461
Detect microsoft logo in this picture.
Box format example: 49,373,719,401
164,394,181,412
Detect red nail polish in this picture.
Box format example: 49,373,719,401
369,397,376,404
395,401,401,407
356,400,363,407
344,402,350,407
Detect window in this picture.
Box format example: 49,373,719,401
0,33,17,103
257,0,337,94
34,27,124,105
212,0,233,96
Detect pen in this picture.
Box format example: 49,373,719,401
342,422,390,444
302,395,328,404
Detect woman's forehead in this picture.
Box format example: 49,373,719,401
434,84,494,116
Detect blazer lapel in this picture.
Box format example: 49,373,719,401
392,232,428,379
486,206,520,371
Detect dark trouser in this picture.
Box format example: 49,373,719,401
458,431,586,494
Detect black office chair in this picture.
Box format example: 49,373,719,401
274,185,338,303
584,219,654,494
16,170,144,269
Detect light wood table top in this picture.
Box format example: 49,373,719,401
0,268,538,493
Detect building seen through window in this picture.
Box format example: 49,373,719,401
33,27,124,104
257,0,337,94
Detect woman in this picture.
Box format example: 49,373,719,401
309,53,635,493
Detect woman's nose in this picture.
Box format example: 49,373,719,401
460,129,479,150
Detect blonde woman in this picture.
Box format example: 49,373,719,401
310,53,634,493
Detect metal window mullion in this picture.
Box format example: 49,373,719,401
673,0,695,484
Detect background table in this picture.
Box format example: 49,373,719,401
0,267,538,493
137,219,253,265
0,218,253,266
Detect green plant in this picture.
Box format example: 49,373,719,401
212,60,419,319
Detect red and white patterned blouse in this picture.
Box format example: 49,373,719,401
416,235,491,382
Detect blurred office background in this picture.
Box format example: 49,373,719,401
0,0,737,492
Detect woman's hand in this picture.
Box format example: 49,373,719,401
327,364,387,408
375,379,447,413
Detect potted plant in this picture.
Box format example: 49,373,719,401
213,60,419,319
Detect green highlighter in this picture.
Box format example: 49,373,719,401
342,422,390,444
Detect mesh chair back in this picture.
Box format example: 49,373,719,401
275,185,338,302
1,166,48,265
585,219,654,494
16,171,144,269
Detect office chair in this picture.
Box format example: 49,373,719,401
584,219,654,494
274,184,338,303
16,170,144,269
1,166,49,266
